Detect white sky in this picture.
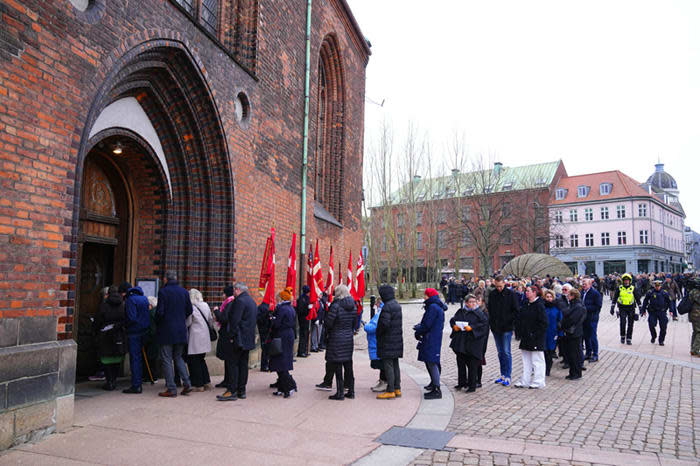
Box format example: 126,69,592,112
347,0,700,227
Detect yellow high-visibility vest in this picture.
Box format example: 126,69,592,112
618,286,635,306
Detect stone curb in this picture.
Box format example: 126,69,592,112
353,361,455,466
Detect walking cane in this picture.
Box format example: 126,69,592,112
142,347,155,384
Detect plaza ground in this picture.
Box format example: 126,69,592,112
1,296,698,465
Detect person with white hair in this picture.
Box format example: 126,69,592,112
186,289,213,392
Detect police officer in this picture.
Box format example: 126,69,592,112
610,273,642,345
641,280,672,346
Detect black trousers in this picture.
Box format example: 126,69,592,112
648,311,668,343
323,361,334,386
328,360,354,393
224,349,249,393
456,352,480,389
562,336,582,378
544,349,555,376
619,308,636,339
383,358,401,392
187,353,211,387
104,363,120,386
297,319,309,355
258,327,269,370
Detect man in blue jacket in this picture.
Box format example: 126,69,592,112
155,271,193,397
119,282,151,394
582,278,603,362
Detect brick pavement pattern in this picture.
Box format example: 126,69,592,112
391,295,699,464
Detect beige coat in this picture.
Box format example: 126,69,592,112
187,301,213,355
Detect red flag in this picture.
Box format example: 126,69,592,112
285,233,297,302
261,228,276,308
312,240,324,296
356,250,365,299
347,251,357,299
258,233,273,291
326,246,335,302
307,242,319,321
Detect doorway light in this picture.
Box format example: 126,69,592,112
112,142,123,155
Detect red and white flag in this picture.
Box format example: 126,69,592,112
347,250,357,299
326,246,335,302
306,242,318,321
356,250,365,299
259,228,276,308
312,239,324,297
285,233,297,303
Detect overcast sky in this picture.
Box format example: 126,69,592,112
348,0,700,227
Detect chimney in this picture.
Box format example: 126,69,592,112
494,161,503,176
413,174,421,182
451,168,460,176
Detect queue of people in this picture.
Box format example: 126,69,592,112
91,268,700,404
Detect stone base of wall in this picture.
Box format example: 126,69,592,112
0,332,76,451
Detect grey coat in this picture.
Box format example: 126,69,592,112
187,301,213,355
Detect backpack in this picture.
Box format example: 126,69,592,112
678,295,692,315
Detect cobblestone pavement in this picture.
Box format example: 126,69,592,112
377,295,700,464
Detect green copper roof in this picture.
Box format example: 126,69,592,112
379,160,561,207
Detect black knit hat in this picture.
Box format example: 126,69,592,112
224,284,234,297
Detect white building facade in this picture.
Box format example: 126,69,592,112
550,167,685,276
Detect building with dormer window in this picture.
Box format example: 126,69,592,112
549,166,685,275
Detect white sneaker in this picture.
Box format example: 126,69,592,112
513,381,525,388
371,380,388,392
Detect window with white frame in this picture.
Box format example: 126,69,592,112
554,211,563,223
397,213,404,227
570,234,579,247
554,235,564,248
640,230,648,244
617,231,627,245
616,205,626,219
569,209,578,222
585,208,593,221
600,206,609,220
437,230,446,249
437,210,447,224
577,185,590,198
601,232,610,246
585,233,594,247
416,211,422,225
555,188,567,200
599,183,612,195
638,203,647,217
416,232,423,250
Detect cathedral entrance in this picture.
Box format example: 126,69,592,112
74,136,157,377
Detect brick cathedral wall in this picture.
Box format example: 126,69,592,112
0,0,368,334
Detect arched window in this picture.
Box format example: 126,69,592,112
315,35,345,223
174,0,219,36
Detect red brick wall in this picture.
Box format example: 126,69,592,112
0,0,368,338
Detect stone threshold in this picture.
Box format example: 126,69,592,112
447,434,697,466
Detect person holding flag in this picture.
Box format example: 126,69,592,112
355,251,366,332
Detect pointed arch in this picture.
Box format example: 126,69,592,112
72,40,235,301
315,34,346,223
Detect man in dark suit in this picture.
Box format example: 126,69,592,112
155,270,193,397
582,278,603,362
214,282,258,401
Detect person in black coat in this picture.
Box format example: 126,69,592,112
269,287,297,398
561,288,586,380
94,285,127,391
214,283,258,401
324,284,357,400
376,285,403,399
256,300,271,372
155,271,193,397
449,294,489,392
581,279,603,362
486,275,520,386
514,285,548,389
296,286,311,357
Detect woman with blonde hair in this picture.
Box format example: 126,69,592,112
186,288,213,391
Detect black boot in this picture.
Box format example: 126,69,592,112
329,391,344,400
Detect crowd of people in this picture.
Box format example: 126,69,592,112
90,268,700,403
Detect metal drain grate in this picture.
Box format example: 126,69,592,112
376,426,455,450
